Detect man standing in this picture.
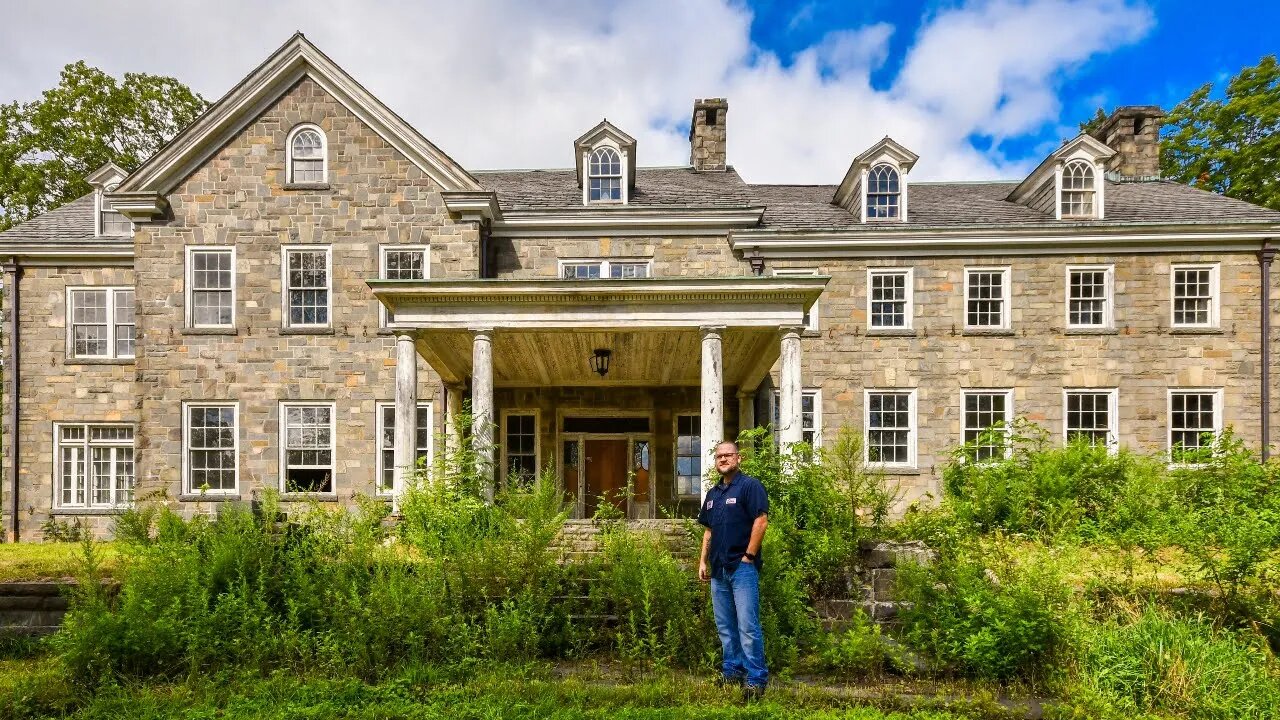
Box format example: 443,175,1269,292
698,440,769,700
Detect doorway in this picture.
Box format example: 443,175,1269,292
584,439,628,517
560,414,653,519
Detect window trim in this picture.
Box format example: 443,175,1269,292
1167,387,1224,466
961,389,1014,460
770,388,823,448
963,266,1012,330
1169,263,1220,329
500,409,541,483
863,163,903,222
584,145,626,205
1064,264,1115,330
374,401,434,496
65,286,135,360
185,246,237,329
773,268,821,331
95,184,132,237
1058,159,1098,220
279,401,338,495
673,412,702,497
557,258,653,280
1063,388,1120,453
286,123,328,185
182,401,240,496
52,422,136,509
281,245,334,329
863,388,917,469
867,267,915,331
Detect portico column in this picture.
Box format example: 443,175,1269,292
392,333,418,514
737,389,755,435
444,384,465,459
471,328,496,502
700,326,725,503
778,326,804,449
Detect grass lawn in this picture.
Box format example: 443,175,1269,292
0,542,118,583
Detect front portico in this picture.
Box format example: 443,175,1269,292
370,276,828,516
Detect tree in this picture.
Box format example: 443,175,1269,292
0,61,208,231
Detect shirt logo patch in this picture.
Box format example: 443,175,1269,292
726,497,737,505
705,501,713,509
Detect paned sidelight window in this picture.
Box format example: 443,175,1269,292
187,248,235,328
1067,266,1113,328
284,247,331,327
376,402,433,495
964,267,1010,329
381,247,428,280
675,414,701,496
868,269,912,329
503,412,538,483
55,424,135,508
772,389,823,447
865,390,915,467
185,404,238,494
1171,265,1218,328
282,403,335,493
68,287,134,359
962,391,1012,461
1065,390,1118,449
1169,390,1222,463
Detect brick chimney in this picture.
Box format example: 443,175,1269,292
689,98,728,171
1089,105,1166,180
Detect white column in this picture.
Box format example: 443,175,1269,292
737,389,755,436
778,326,804,449
700,326,725,503
444,384,464,459
392,333,418,514
471,328,496,502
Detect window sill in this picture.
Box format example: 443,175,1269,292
183,327,238,336
1168,327,1224,335
51,507,130,516
279,493,339,502
65,357,134,366
962,328,1014,337
869,466,923,476
283,182,331,191
866,328,917,337
178,494,242,502
1064,327,1118,336
280,327,335,336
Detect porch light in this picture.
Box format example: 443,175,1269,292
591,348,612,377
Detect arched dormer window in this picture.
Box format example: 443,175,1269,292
588,147,622,202
865,164,900,219
1060,160,1095,218
287,125,327,184
98,183,131,236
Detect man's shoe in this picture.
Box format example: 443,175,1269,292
714,675,745,689
742,684,766,702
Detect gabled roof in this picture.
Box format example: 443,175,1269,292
834,136,919,208
573,119,638,190
116,33,481,196
1007,133,1115,205
85,162,129,188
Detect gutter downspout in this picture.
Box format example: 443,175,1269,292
3,259,20,542
1260,244,1275,462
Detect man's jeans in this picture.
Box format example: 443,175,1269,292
710,561,768,687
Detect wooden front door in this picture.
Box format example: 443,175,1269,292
584,439,629,517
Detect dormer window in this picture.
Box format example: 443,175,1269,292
588,147,623,202
866,164,901,220
1060,160,1096,218
98,183,131,236
287,125,327,184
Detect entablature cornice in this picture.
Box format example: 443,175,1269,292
491,206,765,237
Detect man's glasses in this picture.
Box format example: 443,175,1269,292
713,453,738,459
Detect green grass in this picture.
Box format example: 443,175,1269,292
0,542,118,582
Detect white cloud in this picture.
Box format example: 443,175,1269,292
0,0,1152,183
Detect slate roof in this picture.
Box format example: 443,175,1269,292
0,194,101,244
476,167,754,209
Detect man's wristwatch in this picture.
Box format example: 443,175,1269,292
743,552,757,563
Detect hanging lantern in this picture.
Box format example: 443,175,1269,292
590,348,612,377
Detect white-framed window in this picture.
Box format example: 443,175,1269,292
771,389,823,447
962,390,1013,461
865,164,900,220
380,246,429,280
868,268,913,330
675,414,701,496
864,389,916,468
183,403,238,495
1170,264,1219,328
186,247,235,328
1064,389,1119,450
97,183,131,237
375,401,433,495
773,268,821,331
280,402,336,494
1168,389,1223,464
287,124,327,184
54,423,135,509
1060,160,1096,219
964,267,1011,330
501,410,539,483
558,258,652,280
1066,265,1114,329
66,287,135,359
587,147,623,202
282,246,332,328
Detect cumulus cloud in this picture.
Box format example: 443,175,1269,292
0,0,1152,183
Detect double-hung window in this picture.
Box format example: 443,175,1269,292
1066,265,1113,329
376,402,432,495
281,402,335,493
502,411,538,483
675,414,701,496
868,268,913,330
379,246,428,324
864,389,916,467
67,287,134,359
283,246,331,328
187,247,235,328
1065,389,1118,450
55,424,135,509
774,268,821,331
184,403,238,494
1171,264,1218,328
559,258,651,280
1169,389,1222,464
98,185,131,236
964,267,1011,330
961,390,1012,461
771,389,822,446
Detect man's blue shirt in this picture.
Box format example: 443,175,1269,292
698,471,769,577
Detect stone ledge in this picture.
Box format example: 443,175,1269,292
961,328,1015,337
64,357,134,366
865,328,917,337
183,327,238,336
51,508,129,516
178,494,243,502
282,182,331,191
279,493,340,502
280,326,336,336
1168,327,1226,335
1063,328,1119,336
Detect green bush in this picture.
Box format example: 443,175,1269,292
817,609,905,678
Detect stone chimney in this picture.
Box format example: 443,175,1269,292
1089,105,1166,180
689,98,728,171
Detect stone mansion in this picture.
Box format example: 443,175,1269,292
3,34,1280,540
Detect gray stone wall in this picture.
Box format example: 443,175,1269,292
492,235,747,279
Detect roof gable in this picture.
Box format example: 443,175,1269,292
833,136,918,210
1007,133,1115,206
573,119,637,191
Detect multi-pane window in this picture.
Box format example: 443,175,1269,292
676,414,701,496
98,184,131,236
962,391,1012,461
965,268,1010,329
869,269,912,329
560,259,651,280
381,247,428,280
282,403,335,493
186,404,238,493
289,126,326,183
865,390,914,466
188,248,234,328
1169,390,1221,463
68,287,135,359
504,412,538,483
56,424,135,508
376,403,432,495
772,389,822,447
1171,265,1218,327
865,164,900,219
284,247,331,327
588,147,623,202
1065,390,1117,449
1060,160,1096,218
774,269,821,331
1067,266,1112,328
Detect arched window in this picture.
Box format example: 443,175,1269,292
866,164,900,219
588,147,622,202
98,182,131,236
1061,160,1095,218
288,125,327,184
